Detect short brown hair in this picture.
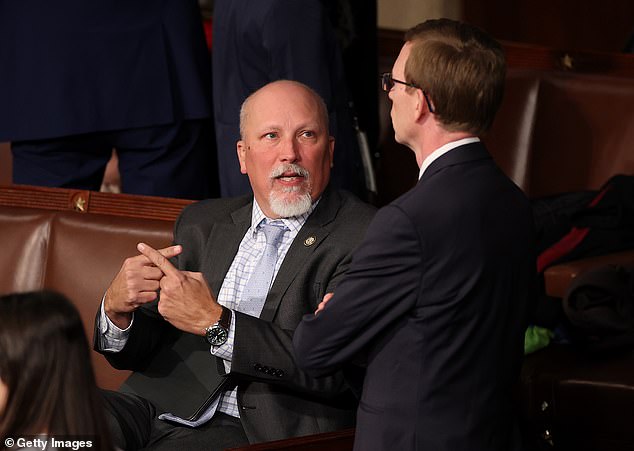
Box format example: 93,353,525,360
404,18,505,135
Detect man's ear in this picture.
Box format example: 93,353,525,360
413,89,426,121
237,141,248,174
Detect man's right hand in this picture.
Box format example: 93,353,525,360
315,292,334,315
104,244,183,329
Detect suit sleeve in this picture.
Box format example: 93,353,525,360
228,250,357,398
95,302,171,371
293,205,423,377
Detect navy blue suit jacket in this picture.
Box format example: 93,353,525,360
294,143,536,451
0,0,211,141
212,0,363,197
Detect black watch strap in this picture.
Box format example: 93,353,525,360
204,306,232,346
217,305,231,329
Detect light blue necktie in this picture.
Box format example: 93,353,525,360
159,222,287,426
240,222,287,317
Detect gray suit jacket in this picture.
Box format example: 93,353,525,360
95,187,375,443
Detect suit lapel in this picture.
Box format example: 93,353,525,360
259,188,341,322
202,202,252,296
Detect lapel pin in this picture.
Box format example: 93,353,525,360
304,236,316,246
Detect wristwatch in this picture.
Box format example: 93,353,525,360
204,306,231,346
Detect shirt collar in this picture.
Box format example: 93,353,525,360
418,137,480,179
250,198,318,236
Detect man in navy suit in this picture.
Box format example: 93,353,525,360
0,0,216,199
294,19,536,450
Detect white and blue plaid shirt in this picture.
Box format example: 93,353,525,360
99,198,315,423
211,199,314,417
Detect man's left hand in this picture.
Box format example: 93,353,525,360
137,242,223,335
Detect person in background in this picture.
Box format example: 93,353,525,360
0,0,217,200
212,0,366,199
94,80,375,450
294,18,536,451
0,291,113,451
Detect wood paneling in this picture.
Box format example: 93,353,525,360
462,0,634,53
0,184,192,222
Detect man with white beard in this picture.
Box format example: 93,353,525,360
94,80,375,450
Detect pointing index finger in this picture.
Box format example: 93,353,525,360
137,242,180,277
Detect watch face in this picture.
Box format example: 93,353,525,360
206,325,228,346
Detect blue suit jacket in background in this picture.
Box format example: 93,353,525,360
0,0,212,141
211,0,364,197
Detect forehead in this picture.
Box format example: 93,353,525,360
393,42,413,76
246,85,323,132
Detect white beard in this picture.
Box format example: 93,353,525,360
269,187,312,217
268,163,313,217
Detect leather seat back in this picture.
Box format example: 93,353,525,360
0,204,174,390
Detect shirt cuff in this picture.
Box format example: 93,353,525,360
97,297,133,352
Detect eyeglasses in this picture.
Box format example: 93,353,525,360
381,72,417,91
380,72,435,113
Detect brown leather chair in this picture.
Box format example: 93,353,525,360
0,185,192,390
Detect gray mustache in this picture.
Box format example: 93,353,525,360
270,163,310,179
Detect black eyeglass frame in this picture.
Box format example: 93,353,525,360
380,72,435,113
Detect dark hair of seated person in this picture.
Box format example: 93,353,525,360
0,291,113,450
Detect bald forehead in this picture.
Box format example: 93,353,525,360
260,82,314,107
240,81,329,138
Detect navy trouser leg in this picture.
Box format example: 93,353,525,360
11,118,218,199
114,119,218,200
12,135,112,190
